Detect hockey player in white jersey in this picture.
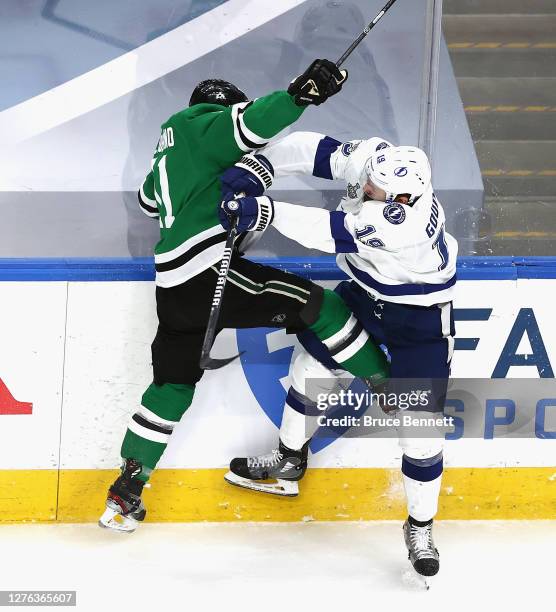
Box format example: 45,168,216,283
217,132,457,583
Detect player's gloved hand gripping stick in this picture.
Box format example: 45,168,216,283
287,0,401,106
200,194,275,369
287,59,348,106
200,152,277,370
200,0,401,369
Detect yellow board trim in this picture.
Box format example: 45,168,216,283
1,468,555,523
0,470,58,522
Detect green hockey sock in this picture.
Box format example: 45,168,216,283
120,382,195,481
309,289,389,382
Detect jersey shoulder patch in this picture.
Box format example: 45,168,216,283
383,202,406,225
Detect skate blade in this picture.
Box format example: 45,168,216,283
224,471,299,497
98,507,140,533
402,564,435,591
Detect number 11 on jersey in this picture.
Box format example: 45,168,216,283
153,155,175,229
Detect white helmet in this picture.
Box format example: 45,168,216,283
365,145,432,204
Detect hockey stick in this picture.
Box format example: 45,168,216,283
336,0,400,67
199,211,245,370
200,2,400,370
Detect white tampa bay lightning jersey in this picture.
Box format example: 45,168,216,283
261,131,458,307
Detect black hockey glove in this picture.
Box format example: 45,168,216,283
287,59,348,106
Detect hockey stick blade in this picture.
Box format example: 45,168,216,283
199,216,243,370
200,352,244,370
336,0,400,67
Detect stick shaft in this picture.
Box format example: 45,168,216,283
336,0,399,67
199,220,237,366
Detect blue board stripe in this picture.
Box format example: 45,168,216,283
0,258,155,281
0,256,555,281
454,338,480,350
454,308,492,321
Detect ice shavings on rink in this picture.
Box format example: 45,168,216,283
0,521,552,612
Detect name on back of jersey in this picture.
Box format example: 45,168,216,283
157,127,175,153
426,194,441,238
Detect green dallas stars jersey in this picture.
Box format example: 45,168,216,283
137,90,305,288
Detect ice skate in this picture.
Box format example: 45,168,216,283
99,459,147,533
224,440,309,497
403,518,439,589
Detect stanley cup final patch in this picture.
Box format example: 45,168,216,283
347,183,360,199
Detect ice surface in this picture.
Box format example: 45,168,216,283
0,521,552,612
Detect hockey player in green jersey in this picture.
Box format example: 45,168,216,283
100,61,390,532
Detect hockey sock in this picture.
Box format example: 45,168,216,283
279,351,343,450
408,515,433,527
280,388,320,450
401,451,443,522
120,382,195,481
309,289,389,382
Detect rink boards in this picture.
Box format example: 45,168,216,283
0,257,555,522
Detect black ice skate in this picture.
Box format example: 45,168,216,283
403,517,440,589
224,440,309,496
99,459,147,533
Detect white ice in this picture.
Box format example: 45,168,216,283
0,521,553,612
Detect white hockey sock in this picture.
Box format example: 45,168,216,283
401,452,443,521
279,350,344,450
280,390,319,450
